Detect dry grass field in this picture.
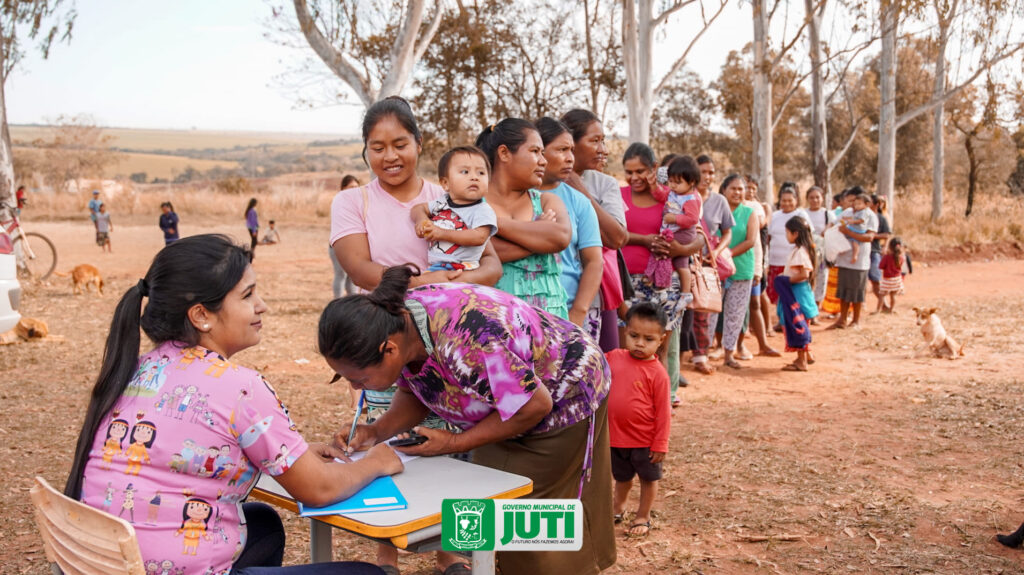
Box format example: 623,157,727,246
17,170,1024,254
10,125,364,181
9,125,340,151
1,211,1024,574
106,151,243,180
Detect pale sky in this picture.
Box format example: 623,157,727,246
5,0,755,136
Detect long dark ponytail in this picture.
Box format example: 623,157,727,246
65,234,250,499
784,216,817,285
318,265,417,368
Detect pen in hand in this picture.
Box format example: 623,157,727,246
345,390,364,455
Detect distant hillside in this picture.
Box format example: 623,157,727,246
10,125,363,181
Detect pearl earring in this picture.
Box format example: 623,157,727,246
203,324,209,330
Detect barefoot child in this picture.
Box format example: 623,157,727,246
649,156,702,297
839,193,871,264
877,237,906,313
411,145,497,271
607,302,671,538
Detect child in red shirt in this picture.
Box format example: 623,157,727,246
877,237,906,313
606,302,671,537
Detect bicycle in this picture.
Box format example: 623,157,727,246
0,203,57,281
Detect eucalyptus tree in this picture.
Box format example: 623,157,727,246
0,0,75,206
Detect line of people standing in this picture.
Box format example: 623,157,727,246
327,99,631,575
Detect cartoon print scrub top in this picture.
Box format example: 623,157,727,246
396,283,610,435
79,341,308,575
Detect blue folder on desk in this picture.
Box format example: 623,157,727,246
298,476,407,516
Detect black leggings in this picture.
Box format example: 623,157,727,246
233,502,286,569
250,230,259,258
232,502,384,574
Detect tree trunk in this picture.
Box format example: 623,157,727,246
751,0,774,205
965,135,977,217
930,7,952,222
0,59,13,208
876,1,899,225
293,0,442,106
931,97,944,221
623,0,654,144
806,0,829,194
584,0,599,112
378,0,427,98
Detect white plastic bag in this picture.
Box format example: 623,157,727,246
824,226,851,264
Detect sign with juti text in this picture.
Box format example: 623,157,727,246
442,499,583,551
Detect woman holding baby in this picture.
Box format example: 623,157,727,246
330,96,502,575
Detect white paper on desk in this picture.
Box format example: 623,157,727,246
338,438,420,465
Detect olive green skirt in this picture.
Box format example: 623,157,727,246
473,399,615,575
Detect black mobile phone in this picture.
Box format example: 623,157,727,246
388,432,428,447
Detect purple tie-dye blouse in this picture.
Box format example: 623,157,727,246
396,283,610,435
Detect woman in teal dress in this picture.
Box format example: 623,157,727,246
476,118,572,317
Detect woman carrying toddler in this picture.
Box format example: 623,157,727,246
330,96,499,575
838,193,873,267
648,155,702,308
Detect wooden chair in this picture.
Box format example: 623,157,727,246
29,476,146,575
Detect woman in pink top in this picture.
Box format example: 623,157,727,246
619,143,704,391
330,97,502,291
330,97,493,575
66,235,399,575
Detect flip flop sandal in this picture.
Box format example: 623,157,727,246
626,521,651,538
694,362,715,375
614,513,624,525
735,350,754,361
758,349,782,357
724,359,743,370
781,363,807,372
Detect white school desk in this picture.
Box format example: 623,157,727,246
251,456,533,575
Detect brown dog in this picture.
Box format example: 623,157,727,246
55,264,104,295
1,317,50,344
15,317,49,339
913,307,965,359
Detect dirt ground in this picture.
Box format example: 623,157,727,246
2,219,1024,575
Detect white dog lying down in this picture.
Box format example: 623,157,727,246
913,307,965,359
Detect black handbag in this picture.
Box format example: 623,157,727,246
616,249,635,300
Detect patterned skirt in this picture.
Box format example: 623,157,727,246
496,254,569,319
622,273,686,331
821,267,842,315
879,275,904,295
